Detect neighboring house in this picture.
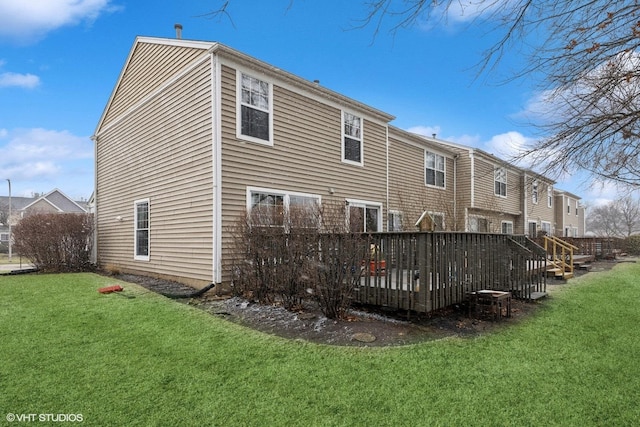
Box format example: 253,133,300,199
0,189,88,249
93,35,585,289
522,171,556,237
554,190,585,237
420,138,525,234
387,126,457,231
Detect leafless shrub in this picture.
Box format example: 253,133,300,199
230,199,367,319
13,213,94,272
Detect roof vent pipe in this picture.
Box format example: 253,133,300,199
175,23,183,39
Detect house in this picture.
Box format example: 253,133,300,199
554,189,585,237
0,188,88,250
93,35,585,289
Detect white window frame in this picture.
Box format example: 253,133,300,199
528,220,538,236
547,186,553,208
429,211,445,231
247,187,321,228
236,70,273,145
541,221,552,235
341,111,364,166
494,167,507,197
567,199,571,214
134,198,150,261
532,179,539,204
469,215,489,233
425,151,446,188
502,221,514,234
388,210,403,232
575,200,579,216
346,199,382,232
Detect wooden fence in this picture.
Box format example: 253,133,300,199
355,232,547,314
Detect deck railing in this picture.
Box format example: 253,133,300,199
355,232,547,314
542,235,578,279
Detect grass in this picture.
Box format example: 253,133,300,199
1,265,640,426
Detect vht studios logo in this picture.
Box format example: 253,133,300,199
6,413,84,423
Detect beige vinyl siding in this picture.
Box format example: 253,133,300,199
218,64,388,282
388,132,455,230
96,57,214,287
101,42,210,128
472,158,521,214
24,199,59,214
525,178,555,235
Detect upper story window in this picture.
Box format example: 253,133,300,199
532,180,539,204
567,199,571,214
238,72,272,144
425,151,445,188
494,167,507,197
547,186,553,208
576,200,579,215
342,111,363,165
134,199,150,261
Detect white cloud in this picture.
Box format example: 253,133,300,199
0,128,93,192
406,125,441,138
483,131,533,160
0,72,40,89
0,0,117,43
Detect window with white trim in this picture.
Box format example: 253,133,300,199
575,200,579,216
238,72,272,144
502,221,514,234
388,210,403,231
532,179,539,204
347,200,381,232
248,188,320,228
431,212,445,231
567,199,571,214
342,111,363,165
494,167,507,197
469,216,488,232
541,221,551,235
425,151,445,188
547,186,553,208
134,199,150,261
0,233,8,242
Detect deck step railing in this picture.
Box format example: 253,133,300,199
543,236,578,279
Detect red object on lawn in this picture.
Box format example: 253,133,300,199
98,285,124,294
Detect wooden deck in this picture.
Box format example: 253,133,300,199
351,232,548,313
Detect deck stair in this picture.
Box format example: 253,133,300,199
543,236,579,280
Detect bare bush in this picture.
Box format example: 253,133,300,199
13,213,94,272
231,199,367,319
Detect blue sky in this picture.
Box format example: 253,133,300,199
0,0,612,205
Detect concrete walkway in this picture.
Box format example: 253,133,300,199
0,263,36,273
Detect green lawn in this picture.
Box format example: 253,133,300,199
1,265,640,426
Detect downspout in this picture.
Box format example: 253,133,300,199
210,52,223,284
523,172,528,234
90,134,98,265
469,151,475,208
385,125,389,231
453,154,458,231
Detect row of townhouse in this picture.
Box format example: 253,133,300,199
93,35,585,289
